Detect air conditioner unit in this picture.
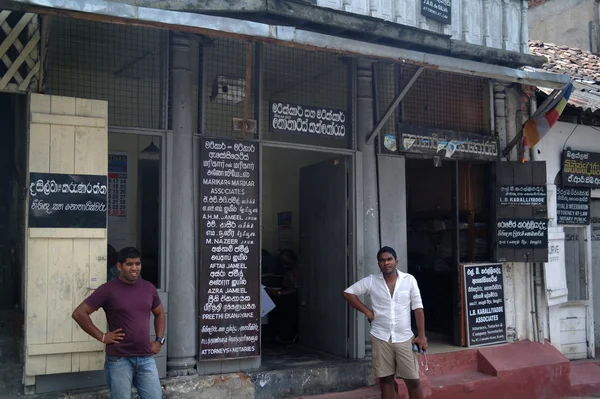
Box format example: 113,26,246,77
210,75,246,105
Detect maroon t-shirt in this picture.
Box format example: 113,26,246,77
85,278,161,357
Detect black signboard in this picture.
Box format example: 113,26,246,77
397,124,499,161
269,101,347,139
421,0,451,25
496,218,548,249
561,149,600,188
499,185,546,207
557,186,591,225
28,173,107,228
199,138,260,360
463,263,506,347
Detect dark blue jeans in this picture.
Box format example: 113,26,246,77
105,355,162,399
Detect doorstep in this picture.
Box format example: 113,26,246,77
23,357,373,398
295,340,600,399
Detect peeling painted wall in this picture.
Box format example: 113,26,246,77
318,0,528,52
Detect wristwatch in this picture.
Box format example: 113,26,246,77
156,337,166,345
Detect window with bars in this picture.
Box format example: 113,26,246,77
399,65,490,134
260,44,350,149
201,38,350,149
201,37,256,139
45,17,166,130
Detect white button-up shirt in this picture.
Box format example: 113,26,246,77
345,269,423,343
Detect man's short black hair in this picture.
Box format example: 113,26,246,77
118,247,141,264
377,246,397,261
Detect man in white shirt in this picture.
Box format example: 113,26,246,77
343,246,426,399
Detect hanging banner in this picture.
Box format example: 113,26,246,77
561,149,600,188
28,172,107,228
269,101,348,139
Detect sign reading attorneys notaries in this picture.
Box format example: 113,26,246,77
269,101,347,139
28,172,107,228
421,0,452,25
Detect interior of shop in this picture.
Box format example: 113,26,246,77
106,132,163,289
260,146,350,363
0,93,26,328
405,158,494,348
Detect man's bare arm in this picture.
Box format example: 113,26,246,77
151,304,166,338
343,292,374,321
72,302,124,344
414,308,425,338
72,303,104,341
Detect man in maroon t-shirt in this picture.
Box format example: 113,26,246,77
72,247,165,399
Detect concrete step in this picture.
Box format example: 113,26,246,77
568,362,600,397
0,363,23,398
428,371,496,389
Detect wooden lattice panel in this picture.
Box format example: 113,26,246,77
0,10,40,93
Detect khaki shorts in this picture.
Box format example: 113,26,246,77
371,335,420,380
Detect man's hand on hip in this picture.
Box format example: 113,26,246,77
103,328,125,344
150,341,162,354
365,309,375,323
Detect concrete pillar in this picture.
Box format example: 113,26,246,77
167,32,197,376
356,60,380,357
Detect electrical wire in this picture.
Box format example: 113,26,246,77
562,124,580,151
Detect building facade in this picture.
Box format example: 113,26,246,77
0,0,571,396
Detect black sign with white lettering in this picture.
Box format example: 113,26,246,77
557,186,590,225
561,149,600,188
269,101,347,139
499,185,546,207
28,173,107,228
199,138,260,360
463,263,506,347
421,0,451,24
398,124,499,161
496,219,548,249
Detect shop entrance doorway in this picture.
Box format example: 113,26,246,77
261,146,350,363
405,158,494,349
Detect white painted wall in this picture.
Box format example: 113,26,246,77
317,0,527,52
529,0,595,51
533,121,596,358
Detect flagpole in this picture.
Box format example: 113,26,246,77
502,127,524,158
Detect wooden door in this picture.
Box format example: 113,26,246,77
24,94,108,384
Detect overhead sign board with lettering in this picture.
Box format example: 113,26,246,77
199,138,261,360
462,263,507,347
421,0,452,25
28,172,107,228
561,149,600,188
269,101,348,139
397,123,499,161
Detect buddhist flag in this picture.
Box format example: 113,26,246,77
523,82,573,148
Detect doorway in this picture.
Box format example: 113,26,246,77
0,92,26,316
405,158,493,349
0,92,27,395
260,146,350,365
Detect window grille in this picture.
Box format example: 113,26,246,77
45,17,166,130
399,65,490,134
